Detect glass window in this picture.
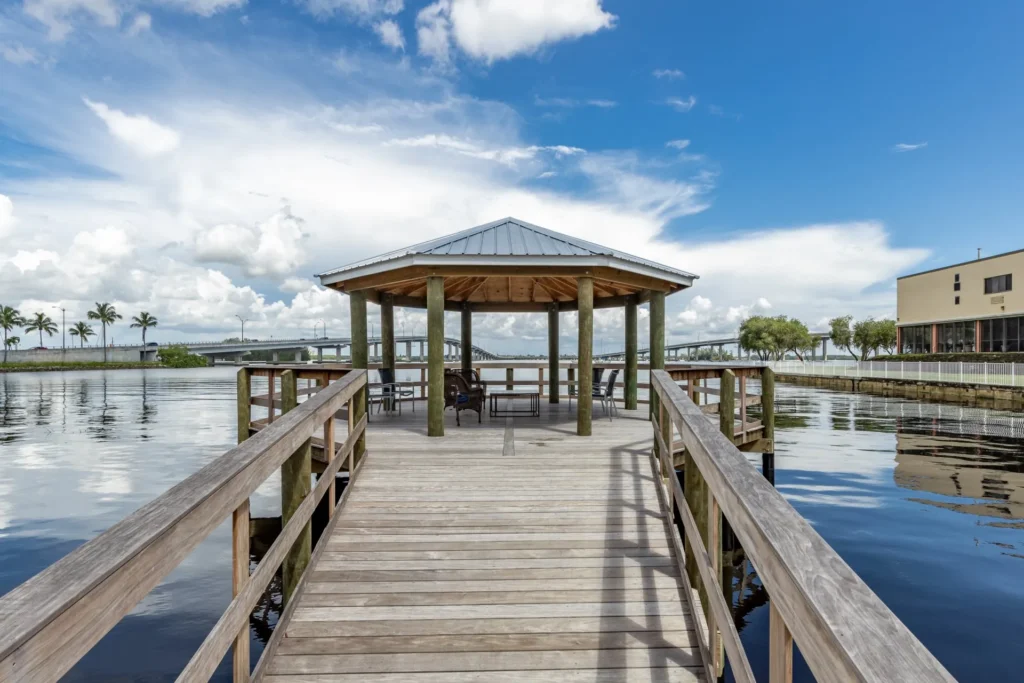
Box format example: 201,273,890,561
982,320,992,352
1007,318,1020,353
985,274,1013,294
993,318,1005,351
955,295,960,305
954,282,961,291
954,273,960,282
964,322,976,352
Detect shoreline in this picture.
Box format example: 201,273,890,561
1,362,173,373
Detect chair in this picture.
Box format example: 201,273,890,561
444,371,484,426
373,368,414,415
458,368,487,392
568,367,607,409
593,369,620,420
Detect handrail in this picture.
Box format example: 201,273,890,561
649,370,955,683
0,369,368,682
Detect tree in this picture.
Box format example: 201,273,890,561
776,317,816,361
828,316,858,360
130,312,158,344
24,312,58,349
876,319,898,355
70,321,95,347
4,336,20,350
739,315,814,360
87,302,123,362
1,305,25,364
739,315,778,361
852,319,880,360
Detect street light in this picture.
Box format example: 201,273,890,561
318,318,326,339
236,315,248,342
53,305,66,360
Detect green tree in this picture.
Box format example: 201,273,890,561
1,305,25,364
828,315,858,360
876,319,898,355
740,315,816,360
158,345,207,368
776,316,816,361
852,318,880,360
70,321,95,348
24,312,58,349
130,312,159,344
739,315,778,360
87,302,123,362
4,336,20,351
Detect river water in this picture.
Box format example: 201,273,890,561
0,367,1022,681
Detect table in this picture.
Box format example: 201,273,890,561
489,390,540,417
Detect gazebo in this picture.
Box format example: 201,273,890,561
317,217,696,436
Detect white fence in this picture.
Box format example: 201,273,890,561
769,360,1024,388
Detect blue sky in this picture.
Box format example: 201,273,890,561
1,0,1021,350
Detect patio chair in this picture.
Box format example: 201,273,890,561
568,367,607,409
373,368,415,415
457,368,488,392
593,369,620,420
444,371,484,425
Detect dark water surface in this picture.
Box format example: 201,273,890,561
1,368,1023,681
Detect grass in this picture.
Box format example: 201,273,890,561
0,361,168,373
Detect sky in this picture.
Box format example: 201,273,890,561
1,0,1022,353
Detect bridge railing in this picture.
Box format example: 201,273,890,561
649,369,954,682
0,369,369,683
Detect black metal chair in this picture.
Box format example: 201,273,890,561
373,368,414,415
593,369,620,420
568,367,609,410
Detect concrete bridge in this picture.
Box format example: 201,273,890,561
184,335,501,363
594,332,832,361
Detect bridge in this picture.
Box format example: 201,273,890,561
595,332,832,361
182,335,501,362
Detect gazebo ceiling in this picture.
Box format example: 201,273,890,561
318,217,697,311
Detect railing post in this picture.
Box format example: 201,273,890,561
323,378,336,517
506,367,514,391
661,396,674,518
279,370,311,607
233,368,251,683
709,496,723,676
720,369,735,444
762,368,775,451
769,601,793,683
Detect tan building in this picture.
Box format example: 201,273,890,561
897,248,1023,353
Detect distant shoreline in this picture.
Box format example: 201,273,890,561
0,362,183,373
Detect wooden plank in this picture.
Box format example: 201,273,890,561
769,601,793,683
311,566,678,582
318,547,670,559
304,577,684,594
315,557,676,570
297,589,688,607
263,668,703,683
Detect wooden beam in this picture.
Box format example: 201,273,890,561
577,277,593,437
349,291,367,464
625,296,638,410
461,303,472,375
279,371,311,607
426,276,445,437
380,293,395,372
649,290,665,422
548,304,559,404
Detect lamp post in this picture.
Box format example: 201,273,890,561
318,318,326,339
53,305,66,361
236,315,248,342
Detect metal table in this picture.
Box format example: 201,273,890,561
489,390,540,417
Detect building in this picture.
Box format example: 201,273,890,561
897,249,1022,353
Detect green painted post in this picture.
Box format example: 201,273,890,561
506,367,514,391
649,291,666,431
762,367,775,451
381,293,395,372
625,296,638,410
427,276,445,437
548,304,559,403
349,291,368,462
279,370,310,606
577,277,593,436
236,368,250,444
720,369,735,444
461,303,473,377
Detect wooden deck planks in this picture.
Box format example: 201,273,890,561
264,403,704,682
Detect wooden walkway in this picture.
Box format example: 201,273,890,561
263,403,706,682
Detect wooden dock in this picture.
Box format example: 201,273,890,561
259,402,706,682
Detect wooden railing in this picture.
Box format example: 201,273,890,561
0,369,368,683
649,369,955,682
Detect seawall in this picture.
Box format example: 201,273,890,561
3,347,158,363
777,373,1024,410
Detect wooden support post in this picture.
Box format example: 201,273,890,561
232,367,251,683
649,290,665,424
769,601,793,683
420,367,426,399
624,295,638,410
506,367,514,391
709,497,723,676
381,293,395,374
567,367,575,403
350,290,370,462
324,403,336,516
279,370,311,607
762,367,776,452
548,304,559,403
427,276,445,437
577,276,593,437
739,374,747,433
720,369,735,444
461,303,472,376
660,399,673,518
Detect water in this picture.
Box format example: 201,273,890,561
1,369,1022,681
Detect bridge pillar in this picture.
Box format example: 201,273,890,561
822,337,828,360
461,304,473,377
625,295,638,410
317,347,323,363
547,303,559,403
381,293,395,374
406,340,412,361
419,340,424,361
427,277,445,437
272,351,280,364
335,345,341,360
577,277,593,437
294,349,303,363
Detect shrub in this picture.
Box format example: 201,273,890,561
158,345,208,368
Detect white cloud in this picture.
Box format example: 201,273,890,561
127,12,151,34
24,0,120,40
586,99,616,108
374,19,405,51
418,0,615,64
666,139,690,150
158,0,245,15
194,207,308,279
384,134,584,167
537,171,556,179
653,68,684,79
0,195,14,238
666,95,696,112
893,142,927,152
280,277,318,293
534,95,617,109
2,44,39,65
301,0,402,19
83,98,181,156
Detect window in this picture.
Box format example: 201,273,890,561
954,281,961,291
955,274,960,282
937,321,976,353
900,325,933,354
981,316,1024,353
955,296,960,305
984,273,1013,294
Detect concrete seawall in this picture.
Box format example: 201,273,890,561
3,347,158,363
777,373,1024,410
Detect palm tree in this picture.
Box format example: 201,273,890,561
70,322,95,348
130,312,158,345
4,336,20,351
24,312,58,349
1,305,24,364
87,302,122,362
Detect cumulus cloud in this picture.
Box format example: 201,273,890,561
194,208,308,279
666,95,696,112
374,19,405,50
83,98,181,156
0,195,14,238
418,0,615,64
